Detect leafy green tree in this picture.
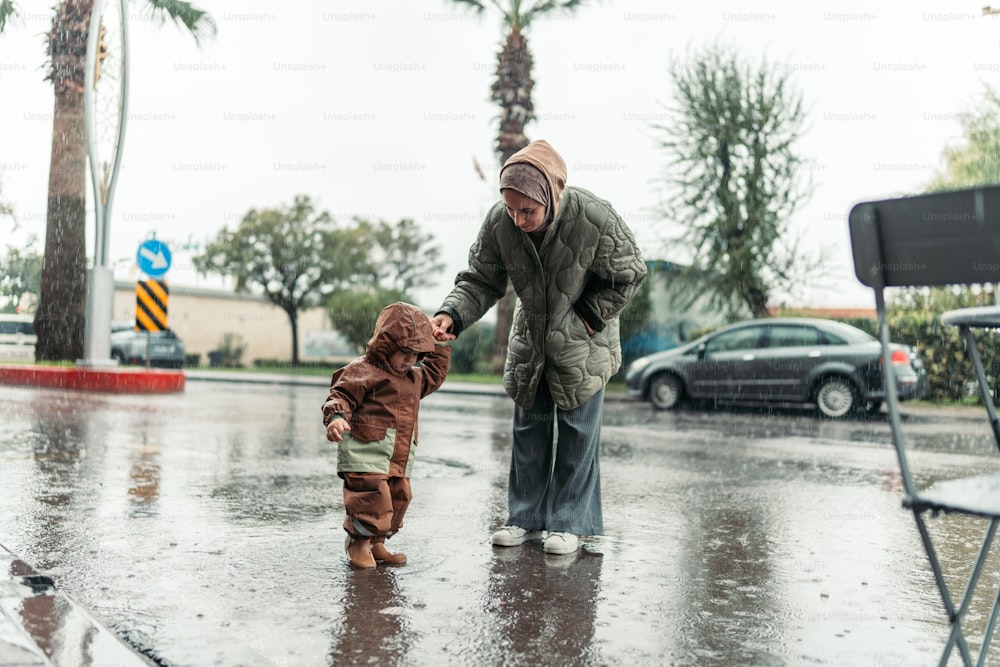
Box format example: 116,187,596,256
0,2,16,32
891,285,996,313
448,320,495,374
657,44,816,319
326,218,446,352
451,0,590,372
0,0,214,361
928,86,1000,192
353,217,445,294
0,179,39,313
327,287,408,353
0,177,12,220
890,86,1000,316
0,238,43,313
194,195,366,366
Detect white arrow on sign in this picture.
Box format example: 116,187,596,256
139,245,169,269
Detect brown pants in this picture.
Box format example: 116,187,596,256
341,473,411,543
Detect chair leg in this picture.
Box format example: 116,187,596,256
913,510,998,667
960,326,1000,450
980,578,1000,667
954,520,1000,667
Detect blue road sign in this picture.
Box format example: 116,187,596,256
137,240,172,278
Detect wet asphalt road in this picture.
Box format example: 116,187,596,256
1,380,999,666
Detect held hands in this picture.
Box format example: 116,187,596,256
326,417,351,443
430,313,456,341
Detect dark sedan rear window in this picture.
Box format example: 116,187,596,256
820,321,876,344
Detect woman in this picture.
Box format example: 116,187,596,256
431,140,646,555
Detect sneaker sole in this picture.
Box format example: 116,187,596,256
492,531,544,546
543,539,580,555
543,545,579,555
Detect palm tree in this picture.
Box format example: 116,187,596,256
0,0,214,361
452,0,588,371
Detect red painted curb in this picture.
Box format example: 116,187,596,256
0,365,185,393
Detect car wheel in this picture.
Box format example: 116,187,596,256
814,377,858,419
649,373,683,410
111,350,126,365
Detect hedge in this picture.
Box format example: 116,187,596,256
839,315,1000,403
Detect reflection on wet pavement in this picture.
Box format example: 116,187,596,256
328,567,410,664
1,384,999,664
478,545,603,665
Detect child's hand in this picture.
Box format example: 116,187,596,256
326,417,351,443
430,313,456,341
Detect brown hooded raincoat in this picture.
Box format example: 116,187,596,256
322,302,451,478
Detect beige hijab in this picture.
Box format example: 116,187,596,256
498,140,568,222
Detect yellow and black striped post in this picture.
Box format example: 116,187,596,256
135,280,169,332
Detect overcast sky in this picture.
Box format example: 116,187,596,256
0,0,997,311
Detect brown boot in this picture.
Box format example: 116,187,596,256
371,542,407,566
345,535,375,569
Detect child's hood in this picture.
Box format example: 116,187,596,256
365,302,436,372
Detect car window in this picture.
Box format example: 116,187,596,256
820,320,875,343
820,331,849,345
767,324,823,348
705,327,763,353
0,321,33,335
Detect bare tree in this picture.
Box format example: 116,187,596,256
657,44,816,319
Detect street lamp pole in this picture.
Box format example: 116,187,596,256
80,0,129,366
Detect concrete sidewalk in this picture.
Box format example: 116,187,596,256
185,368,508,397
0,545,153,666
183,368,638,402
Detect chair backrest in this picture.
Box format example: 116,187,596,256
849,185,1000,499
850,185,1000,290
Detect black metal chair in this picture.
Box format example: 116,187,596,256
849,185,1000,667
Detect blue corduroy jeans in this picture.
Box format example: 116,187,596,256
506,376,604,536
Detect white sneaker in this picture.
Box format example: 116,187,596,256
492,525,544,546
543,531,580,555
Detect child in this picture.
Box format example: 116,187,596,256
322,302,451,569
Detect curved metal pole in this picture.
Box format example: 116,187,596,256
100,0,129,267
83,0,105,266
81,0,118,365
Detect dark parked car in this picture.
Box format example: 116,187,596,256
110,321,186,369
0,314,36,362
624,318,927,418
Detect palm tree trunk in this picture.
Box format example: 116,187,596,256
490,28,534,374
35,0,91,361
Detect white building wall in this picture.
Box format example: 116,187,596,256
112,282,349,364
